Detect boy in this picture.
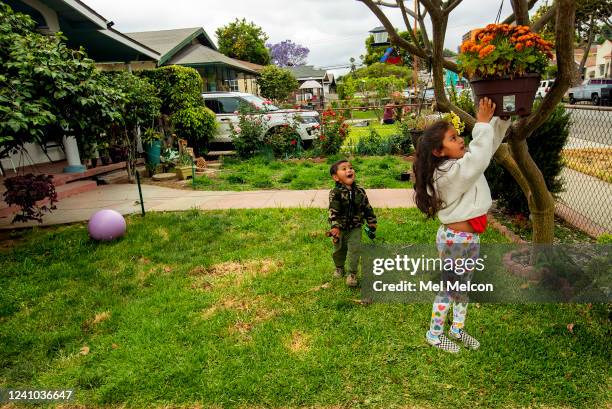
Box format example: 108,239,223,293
328,160,377,287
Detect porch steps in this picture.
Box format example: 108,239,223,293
0,180,97,219
51,161,128,186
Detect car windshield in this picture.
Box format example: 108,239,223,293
242,95,279,111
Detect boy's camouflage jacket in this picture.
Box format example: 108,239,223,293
328,182,377,230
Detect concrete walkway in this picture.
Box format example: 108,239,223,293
0,184,415,229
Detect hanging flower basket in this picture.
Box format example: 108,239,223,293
458,24,553,117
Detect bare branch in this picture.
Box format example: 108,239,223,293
444,0,463,15
511,0,530,26
578,17,596,77
397,0,423,51
502,0,538,24
417,2,433,52
531,2,558,32
515,0,576,138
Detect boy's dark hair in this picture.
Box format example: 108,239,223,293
330,159,349,176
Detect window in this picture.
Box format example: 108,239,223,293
204,99,220,114
217,97,241,114
226,79,239,92
600,64,605,76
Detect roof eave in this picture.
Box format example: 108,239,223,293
159,28,215,66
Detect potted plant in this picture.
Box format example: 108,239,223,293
458,24,553,116
174,152,193,180
141,127,163,166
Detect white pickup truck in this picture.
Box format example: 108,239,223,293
567,78,612,105
202,92,320,145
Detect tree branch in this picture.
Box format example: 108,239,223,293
511,0,530,26
397,0,424,52
578,16,596,77
502,0,538,24
531,2,558,32
444,0,463,15
417,3,433,53
514,0,576,138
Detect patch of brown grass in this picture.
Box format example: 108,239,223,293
154,227,170,241
91,311,111,325
189,259,283,288
286,330,311,354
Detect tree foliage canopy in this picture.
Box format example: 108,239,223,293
216,18,271,65
0,3,121,150
267,40,309,67
256,65,299,102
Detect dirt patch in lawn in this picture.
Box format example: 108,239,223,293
563,148,612,182
286,330,312,354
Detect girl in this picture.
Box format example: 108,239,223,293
413,98,510,353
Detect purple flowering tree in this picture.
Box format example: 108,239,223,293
266,40,309,67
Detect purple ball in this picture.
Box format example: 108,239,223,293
88,209,126,241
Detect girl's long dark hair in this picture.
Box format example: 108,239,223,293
413,120,451,218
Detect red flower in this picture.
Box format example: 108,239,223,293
290,139,297,145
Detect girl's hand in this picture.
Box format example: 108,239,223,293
477,97,496,123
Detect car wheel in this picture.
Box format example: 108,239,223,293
569,95,576,105
591,94,600,106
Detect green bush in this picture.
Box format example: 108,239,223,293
251,174,273,188
263,124,302,159
485,104,570,215
596,234,612,244
279,172,296,183
170,106,217,154
139,65,204,114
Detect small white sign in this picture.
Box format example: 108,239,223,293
503,95,516,112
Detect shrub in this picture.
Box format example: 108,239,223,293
171,106,217,155
3,174,57,223
279,172,296,183
315,109,349,156
257,65,299,102
140,65,204,114
231,108,269,159
263,123,302,159
486,104,570,215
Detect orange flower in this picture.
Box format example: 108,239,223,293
526,41,534,47
515,43,524,51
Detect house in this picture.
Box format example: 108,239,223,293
584,40,612,79
1,0,160,172
286,65,336,107
126,27,261,94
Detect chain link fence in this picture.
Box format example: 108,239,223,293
555,105,612,237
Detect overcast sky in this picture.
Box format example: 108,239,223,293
85,0,541,77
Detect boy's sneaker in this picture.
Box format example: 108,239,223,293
426,331,461,353
448,327,480,350
333,267,345,278
346,273,358,287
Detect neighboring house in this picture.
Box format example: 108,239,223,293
1,0,160,172
126,27,261,94
286,65,337,106
582,41,612,80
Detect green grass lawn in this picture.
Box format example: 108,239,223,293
344,123,402,151
194,155,412,190
1,208,609,408
350,109,380,120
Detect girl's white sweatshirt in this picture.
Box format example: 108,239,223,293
433,117,511,224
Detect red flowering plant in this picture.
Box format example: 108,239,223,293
263,118,303,159
458,24,553,79
315,108,349,156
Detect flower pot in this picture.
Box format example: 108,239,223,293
175,165,193,180
143,140,162,166
470,74,540,117
91,158,98,168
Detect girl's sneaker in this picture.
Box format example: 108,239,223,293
333,267,345,278
448,327,480,350
426,331,460,353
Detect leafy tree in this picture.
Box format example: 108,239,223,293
351,62,413,82
0,3,121,154
104,72,161,181
216,18,271,65
257,65,299,102
267,40,309,67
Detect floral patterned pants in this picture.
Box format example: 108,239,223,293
429,225,480,336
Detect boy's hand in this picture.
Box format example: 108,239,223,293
477,97,495,123
368,223,377,230
330,227,340,238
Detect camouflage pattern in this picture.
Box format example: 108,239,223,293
328,182,377,230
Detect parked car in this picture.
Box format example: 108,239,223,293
202,92,320,144
567,78,612,105
536,79,556,98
